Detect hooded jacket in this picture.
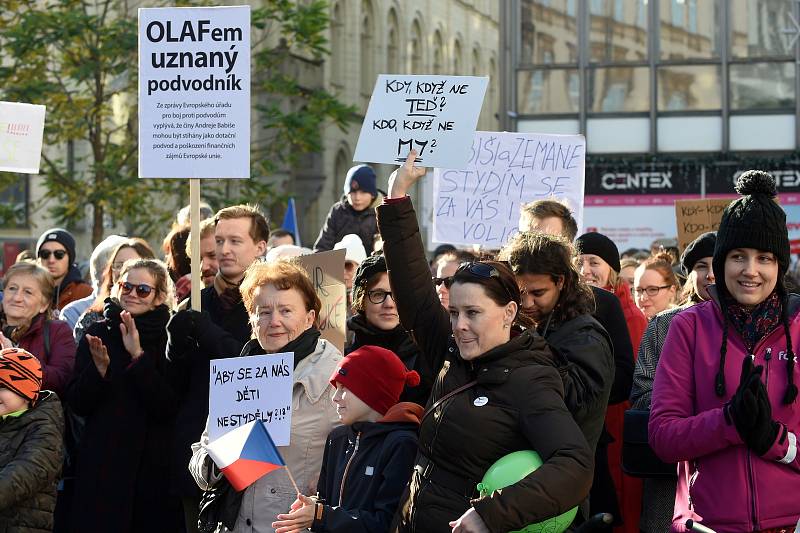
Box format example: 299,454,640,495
54,265,92,311
377,197,593,533
189,336,342,533
311,403,423,533
649,290,800,533
313,195,382,255
0,392,64,533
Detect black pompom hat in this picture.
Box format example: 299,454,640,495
712,170,796,404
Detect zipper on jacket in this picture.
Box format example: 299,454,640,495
746,449,757,531
764,348,772,390
338,432,361,507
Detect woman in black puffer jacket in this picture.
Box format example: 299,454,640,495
379,153,593,533
346,254,434,407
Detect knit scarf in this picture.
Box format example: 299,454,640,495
725,291,782,352
281,327,322,369
103,298,170,354
213,274,244,311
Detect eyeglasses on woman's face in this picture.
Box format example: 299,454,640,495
366,289,394,305
634,284,672,298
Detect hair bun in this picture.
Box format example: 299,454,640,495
735,170,777,198
405,370,421,387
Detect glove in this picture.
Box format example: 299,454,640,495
166,310,200,362
103,297,123,329
725,355,764,439
742,379,781,456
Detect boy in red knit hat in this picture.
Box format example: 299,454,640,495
273,345,423,533
0,347,64,529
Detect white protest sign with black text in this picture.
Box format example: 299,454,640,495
354,75,488,169
138,6,250,179
433,131,585,248
0,102,46,174
209,352,293,444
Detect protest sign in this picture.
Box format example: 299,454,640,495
433,131,585,248
138,6,250,179
0,102,46,174
675,198,732,252
297,249,346,354
354,75,489,169
209,352,293,443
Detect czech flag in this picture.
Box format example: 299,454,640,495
206,421,286,491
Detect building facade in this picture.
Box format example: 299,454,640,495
501,0,800,249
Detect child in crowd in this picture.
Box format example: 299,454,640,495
272,345,422,533
313,165,381,255
0,347,64,530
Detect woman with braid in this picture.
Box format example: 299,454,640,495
649,171,800,533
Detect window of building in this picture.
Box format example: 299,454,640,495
588,66,650,112
331,2,345,86
729,62,795,110
411,19,423,73
387,9,399,74
433,30,444,74
0,178,28,229
659,0,720,59
729,0,792,58
454,39,463,74
518,68,581,114
521,0,579,65
360,0,375,96
589,0,649,63
657,64,721,111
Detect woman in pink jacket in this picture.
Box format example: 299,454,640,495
650,170,799,533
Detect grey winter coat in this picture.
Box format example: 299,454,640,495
0,392,64,533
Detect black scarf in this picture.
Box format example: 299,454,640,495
103,297,170,354
282,327,322,368
346,313,417,361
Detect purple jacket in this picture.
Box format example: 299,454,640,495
649,293,800,533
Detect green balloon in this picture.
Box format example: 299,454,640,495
476,450,578,533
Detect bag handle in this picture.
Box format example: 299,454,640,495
421,379,478,426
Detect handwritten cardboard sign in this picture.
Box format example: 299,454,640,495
208,352,293,443
354,74,489,169
138,6,250,178
0,102,46,174
297,249,346,354
433,131,586,247
675,198,732,252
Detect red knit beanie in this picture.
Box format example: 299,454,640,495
0,347,43,403
330,345,420,415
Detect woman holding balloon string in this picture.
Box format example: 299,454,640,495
377,151,593,533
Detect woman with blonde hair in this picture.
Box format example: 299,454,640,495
66,258,181,533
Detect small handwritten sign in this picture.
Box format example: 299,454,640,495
433,131,586,247
0,102,46,174
354,74,489,169
675,198,732,252
208,352,293,443
297,249,346,354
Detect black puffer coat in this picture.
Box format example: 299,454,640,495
347,313,434,406
313,195,381,254
377,197,593,533
0,392,64,533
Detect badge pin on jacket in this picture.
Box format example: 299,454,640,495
473,396,488,407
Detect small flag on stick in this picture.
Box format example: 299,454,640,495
281,197,301,246
206,421,297,492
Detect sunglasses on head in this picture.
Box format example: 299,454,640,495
118,281,155,298
443,262,501,289
38,249,67,261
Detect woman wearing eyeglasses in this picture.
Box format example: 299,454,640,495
0,262,77,398
378,152,593,533
347,254,434,406
650,172,800,532
633,252,680,320
74,238,155,343
66,258,182,533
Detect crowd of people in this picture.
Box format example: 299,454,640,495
0,155,798,533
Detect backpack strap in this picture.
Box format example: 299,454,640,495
421,379,478,426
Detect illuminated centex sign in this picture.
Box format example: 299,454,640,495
138,6,250,179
